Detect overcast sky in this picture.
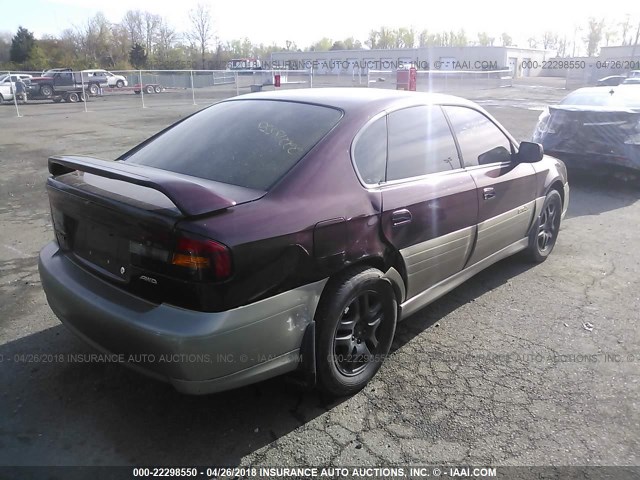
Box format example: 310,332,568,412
2,0,639,52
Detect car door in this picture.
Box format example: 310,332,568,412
1,76,13,97
376,105,479,300
55,72,73,90
443,105,537,265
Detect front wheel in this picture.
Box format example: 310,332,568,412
315,266,397,397
116,80,124,88
40,84,53,97
524,189,562,263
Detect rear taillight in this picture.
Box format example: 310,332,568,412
171,233,232,281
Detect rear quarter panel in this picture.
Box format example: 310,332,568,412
178,110,388,309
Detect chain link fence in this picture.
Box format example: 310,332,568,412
1,68,514,118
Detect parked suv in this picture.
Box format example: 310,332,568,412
39,89,569,396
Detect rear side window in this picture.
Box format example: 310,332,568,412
443,106,513,167
353,116,387,184
124,100,342,190
387,105,461,181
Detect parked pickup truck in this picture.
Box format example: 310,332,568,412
28,69,90,102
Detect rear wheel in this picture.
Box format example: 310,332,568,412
154,85,162,93
66,92,80,103
116,80,124,88
315,266,397,397
88,83,100,96
145,85,154,94
524,189,562,263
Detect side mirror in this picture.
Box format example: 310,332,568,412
518,141,544,163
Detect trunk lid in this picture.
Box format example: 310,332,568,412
547,106,640,155
47,155,265,310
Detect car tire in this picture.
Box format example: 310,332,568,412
88,83,99,96
0,94,4,104
315,265,397,397
524,189,562,263
154,85,162,93
67,92,79,103
40,85,53,97
145,85,154,94
116,80,124,88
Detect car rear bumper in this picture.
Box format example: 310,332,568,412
38,241,326,394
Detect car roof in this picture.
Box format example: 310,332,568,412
233,87,477,113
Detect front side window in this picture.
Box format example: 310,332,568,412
124,100,342,190
387,105,461,181
443,106,513,167
353,116,387,185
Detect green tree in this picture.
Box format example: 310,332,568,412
308,37,333,51
343,37,361,49
477,32,492,46
10,26,36,63
25,44,47,70
129,43,147,68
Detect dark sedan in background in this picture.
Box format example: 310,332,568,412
533,85,640,181
39,88,568,396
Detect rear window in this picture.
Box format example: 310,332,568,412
560,88,640,108
124,100,342,190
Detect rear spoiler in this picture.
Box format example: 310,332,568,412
48,155,241,217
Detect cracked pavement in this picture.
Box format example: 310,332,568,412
0,79,639,469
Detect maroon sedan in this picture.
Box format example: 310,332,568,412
39,88,569,396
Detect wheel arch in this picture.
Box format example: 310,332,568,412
548,179,565,206
319,255,407,311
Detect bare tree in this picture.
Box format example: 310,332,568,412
542,31,558,50
583,18,605,57
603,27,618,47
156,18,177,64
143,12,161,55
620,15,632,45
122,10,144,47
188,3,214,69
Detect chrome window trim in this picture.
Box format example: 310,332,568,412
350,104,468,190
440,104,519,168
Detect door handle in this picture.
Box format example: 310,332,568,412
392,209,412,226
483,187,496,200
